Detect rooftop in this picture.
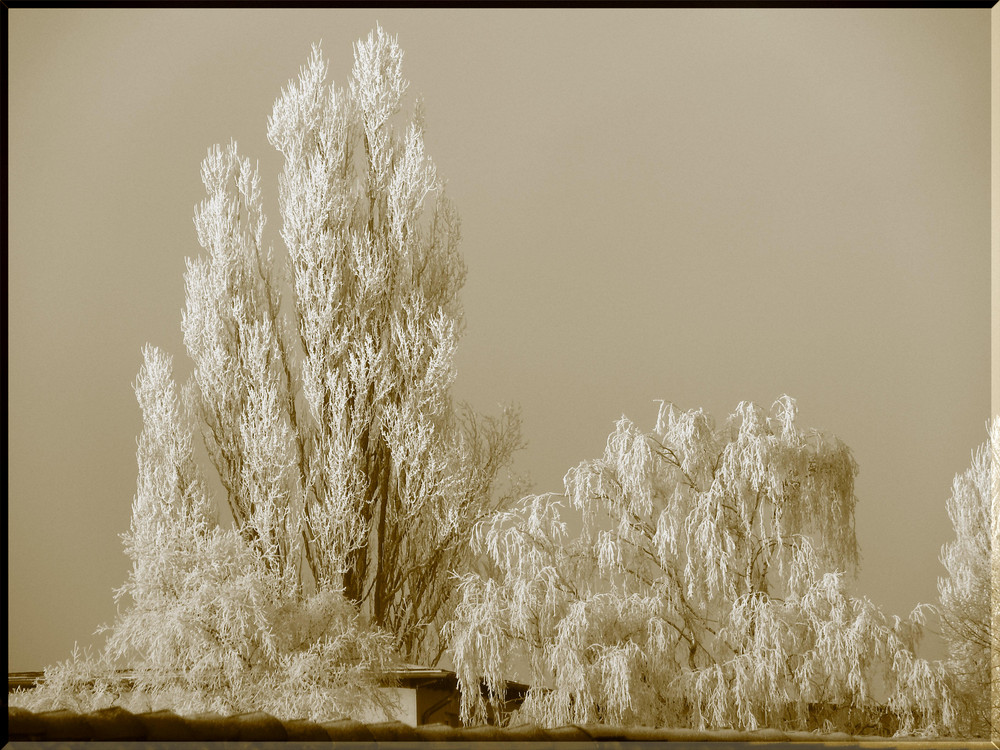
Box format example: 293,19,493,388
6,706,989,747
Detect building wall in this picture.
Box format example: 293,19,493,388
355,684,463,727
350,687,419,726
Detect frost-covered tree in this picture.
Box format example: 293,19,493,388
91,345,398,720
19,26,518,719
937,417,998,738
448,397,954,735
164,24,521,669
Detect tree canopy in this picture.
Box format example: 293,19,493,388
449,397,955,734
170,25,521,669
937,416,998,737
11,26,523,720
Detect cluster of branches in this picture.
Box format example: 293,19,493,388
14,26,523,722
448,397,958,735
177,29,521,668
13,347,399,721
936,417,998,738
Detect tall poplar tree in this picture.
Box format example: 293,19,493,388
14,27,519,721
125,23,521,678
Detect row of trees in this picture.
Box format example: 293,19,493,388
13,27,995,737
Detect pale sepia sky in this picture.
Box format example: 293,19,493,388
8,8,993,671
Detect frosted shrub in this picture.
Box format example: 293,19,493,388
10,347,398,721
8,645,126,714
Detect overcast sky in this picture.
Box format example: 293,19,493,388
8,8,992,672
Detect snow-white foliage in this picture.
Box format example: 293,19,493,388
163,25,520,668
75,345,397,721
448,397,955,735
937,416,998,738
39,27,521,719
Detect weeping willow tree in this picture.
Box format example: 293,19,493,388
937,417,998,738
448,396,955,734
